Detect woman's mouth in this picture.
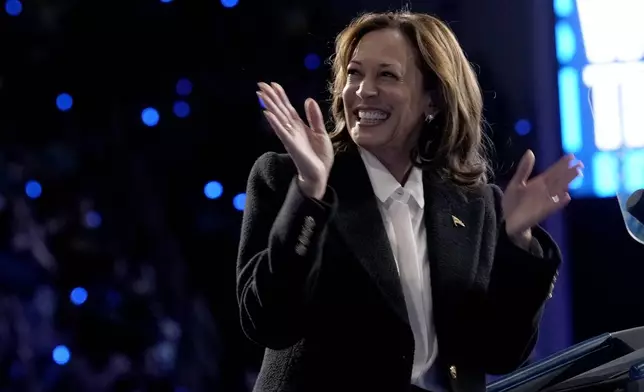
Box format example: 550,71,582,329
356,109,390,126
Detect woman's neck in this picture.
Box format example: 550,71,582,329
370,148,413,185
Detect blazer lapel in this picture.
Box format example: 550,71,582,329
423,173,482,297
327,148,484,325
329,148,409,325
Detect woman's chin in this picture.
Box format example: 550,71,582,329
351,123,380,136
350,125,385,145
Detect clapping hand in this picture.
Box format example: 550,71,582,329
503,150,583,248
257,82,333,199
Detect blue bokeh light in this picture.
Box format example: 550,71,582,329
233,193,246,211
141,108,160,127
176,78,192,96
304,53,321,70
555,21,577,63
52,345,70,365
514,119,532,136
221,0,238,7
173,101,191,118
70,287,88,305
56,93,73,112
204,181,223,199
5,0,22,16
25,180,42,199
84,211,102,228
554,0,574,18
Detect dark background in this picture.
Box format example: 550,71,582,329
0,0,642,390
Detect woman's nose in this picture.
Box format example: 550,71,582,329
356,79,377,99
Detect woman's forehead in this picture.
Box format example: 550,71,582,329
350,29,416,67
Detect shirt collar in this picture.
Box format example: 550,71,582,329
358,147,425,209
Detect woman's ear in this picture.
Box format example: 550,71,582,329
424,89,440,116
424,104,439,119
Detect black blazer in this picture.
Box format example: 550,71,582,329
237,146,561,392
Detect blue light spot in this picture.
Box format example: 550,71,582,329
554,0,574,18
259,96,266,109
558,67,583,154
70,287,88,305
173,101,191,118
233,193,246,211
56,93,73,112
25,180,42,199
5,0,22,16
555,21,576,64
304,53,321,70
52,345,70,365
176,78,192,96
221,0,238,8
204,181,223,199
592,152,619,198
514,119,532,136
142,108,160,127
624,150,644,194
84,211,101,228
160,0,173,2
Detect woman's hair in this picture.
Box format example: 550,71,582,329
329,11,492,188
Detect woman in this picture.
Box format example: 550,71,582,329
237,11,582,392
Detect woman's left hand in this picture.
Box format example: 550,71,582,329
503,150,583,248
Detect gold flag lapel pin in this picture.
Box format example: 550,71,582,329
452,215,465,227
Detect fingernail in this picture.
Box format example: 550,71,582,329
569,158,581,168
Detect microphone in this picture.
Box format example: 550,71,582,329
627,189,644,225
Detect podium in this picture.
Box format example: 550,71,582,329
487,326,644,391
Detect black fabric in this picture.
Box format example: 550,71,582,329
236,146,561,392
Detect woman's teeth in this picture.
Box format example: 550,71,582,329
358,110,390,125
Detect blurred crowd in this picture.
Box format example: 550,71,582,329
0,143,254,392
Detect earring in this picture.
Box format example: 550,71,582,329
424,113,435,123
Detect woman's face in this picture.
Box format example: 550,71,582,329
342,28,433,155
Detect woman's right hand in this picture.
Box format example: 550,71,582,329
257,82,334,199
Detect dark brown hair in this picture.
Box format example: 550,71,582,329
329,11,492,188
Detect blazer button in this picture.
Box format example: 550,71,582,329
449,365,457,380
295,242,307,256
303,216,315,231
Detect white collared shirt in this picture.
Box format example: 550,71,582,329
359,148,440,390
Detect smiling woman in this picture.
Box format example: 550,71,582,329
240,10,581,392
329,12,489,187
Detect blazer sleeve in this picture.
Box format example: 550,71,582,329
236,152,337,349
481,184,562,375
